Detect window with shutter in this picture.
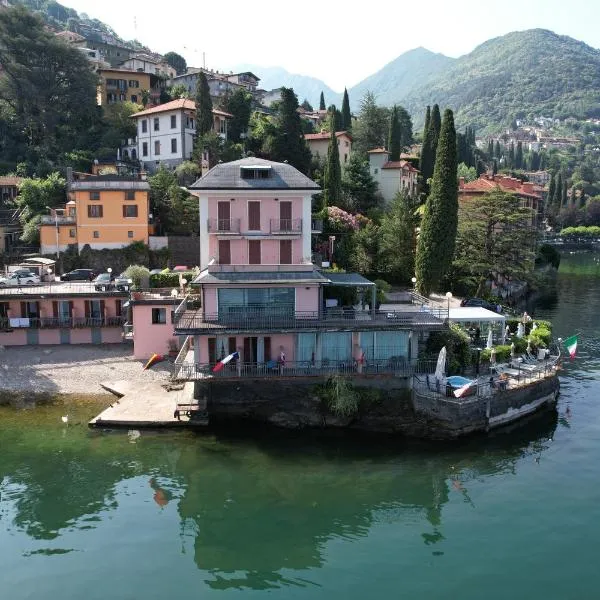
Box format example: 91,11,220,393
248,201,261,230
280,240,292,265
218,240,231,265
248,240,261,264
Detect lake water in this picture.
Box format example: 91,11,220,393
1,251,599,599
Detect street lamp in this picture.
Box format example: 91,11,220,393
446,291,453,316
411,277,417,292
45,206,59,262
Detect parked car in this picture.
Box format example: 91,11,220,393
60,269,97,282
93,273,114,291
114,272,132,291
0,271,41,286
460,297,499,312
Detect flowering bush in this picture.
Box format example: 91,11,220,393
326,206,369,231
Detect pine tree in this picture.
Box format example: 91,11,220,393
416,109,458,295
319,91,326,111
388,105,401,161
323,114,342,209
515,142,523,170
341,88,352,131
419,106,434,195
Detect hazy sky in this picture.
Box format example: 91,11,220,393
63,0,599,91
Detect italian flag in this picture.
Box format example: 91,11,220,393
563,335,578,359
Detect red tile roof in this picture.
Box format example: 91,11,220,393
382,160,419,172
0,176,23,186
367,147,388,154
459,175,542,199
304,131,352,141
132,99,232,118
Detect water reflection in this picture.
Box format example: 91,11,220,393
0,408,558,591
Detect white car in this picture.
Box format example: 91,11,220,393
0,271,41,286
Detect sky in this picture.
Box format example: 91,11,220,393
62,0,600,91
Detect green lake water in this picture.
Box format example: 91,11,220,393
1,251,600,599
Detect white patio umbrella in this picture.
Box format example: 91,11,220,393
486,329,493,349
435,346,447,380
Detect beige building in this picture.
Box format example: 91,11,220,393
368,148,419,202
304,131,352,167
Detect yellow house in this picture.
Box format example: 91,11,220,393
97,68,151,106
40,175,150,254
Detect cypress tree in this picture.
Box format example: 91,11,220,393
319,91,326,111
547,174,556,214
419,106,434,194
341,88,352,131
495,140,501,159
487,139,494,158
323,114,342,209
508,142,515,169
397,106,413,150
562,179,568,207
194,72,213,138
430,104,441,153
554,172,563,207
515,141,523,169
328,104,343,132
492,159,498,175
415,108,458,296
388,105,401,161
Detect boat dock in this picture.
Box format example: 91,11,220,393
89,380,197,428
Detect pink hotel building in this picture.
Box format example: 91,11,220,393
156,157,445,379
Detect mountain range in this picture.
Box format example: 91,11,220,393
9,0,600,134
242,30,600,134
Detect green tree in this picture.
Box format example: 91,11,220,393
515,141,523,169
378,191,416,283
396,106,413,150
0,5,98,168
547,173,557,218
554,172,563,208
453,190,536,296
323,115,343,209
319,91,326,111
562,178,568,207
221,88,252,144
341,88,352,131
100,102,141,150
15,172,66,244
508,142,515,168
169,83,189,100
268,87,311,174
341,153,379,213
430,104,441,153
163,51,187,76
327,104,343,132
194,72,213,139
419,106,433,193
300,99,313,111
415,108,458,295
387,105,401,161
351,92,390,158
495,140,501,159
457,162,477,182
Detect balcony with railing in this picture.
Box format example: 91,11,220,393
40,215,76,225
207,218,241,234
0,316,126,329
173,358,437,381
173,304,447,334
311,218,323,233
270,218,302,234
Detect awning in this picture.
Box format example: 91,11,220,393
22,257,56,265
325,272,376,287
449,307,506,323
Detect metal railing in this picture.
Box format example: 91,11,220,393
40,215,76,225
270,218,302,234
0,316,126,329
174,307,447,332
0,282,130,296
311,218,323,232
207,218,241,233
174,335,192,366
173,358,437,381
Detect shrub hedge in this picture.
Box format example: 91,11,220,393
149,271,196,288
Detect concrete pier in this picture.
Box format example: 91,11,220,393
89,380,195,428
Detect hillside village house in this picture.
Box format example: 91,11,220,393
128,157,445,372
168,69,261,102
458,174,543,230
304,131,353,167
0,176,21,203
40,173,150,254
131,99,233,173
0,208,20,254
119,53,176,79
0,285,128,347
96,68,151,105
368,148,419,202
